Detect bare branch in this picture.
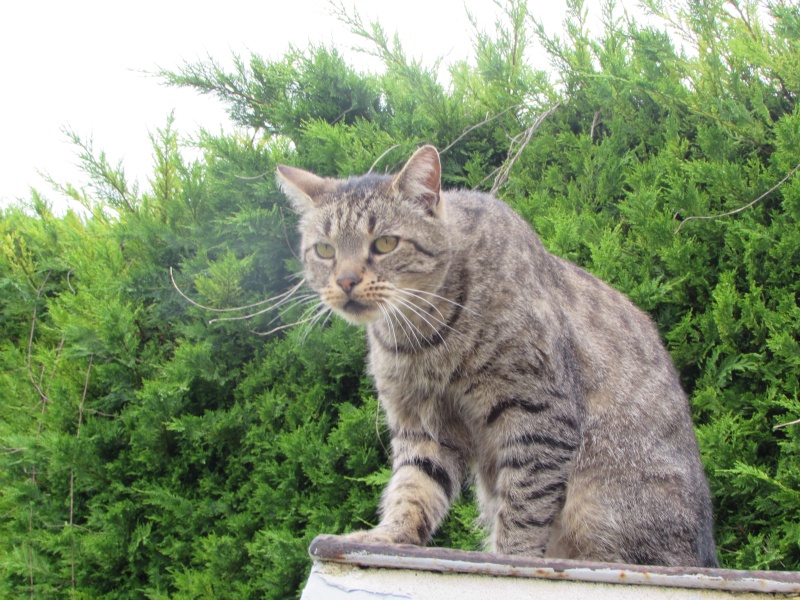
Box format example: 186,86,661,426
439,104,524,155
330,103,356,126
234,172,270,181
675,159,800,234
70,354,93,597
774,418,800,431
590,110,601,140
279,206,300,260
37,336,65,439
26,271,52,406
66,270,76,294
368,144,402,174
490,104,560,195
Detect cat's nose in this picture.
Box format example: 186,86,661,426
336,273,362,294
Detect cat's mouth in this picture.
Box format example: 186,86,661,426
335,298,379,325
343,299,369,314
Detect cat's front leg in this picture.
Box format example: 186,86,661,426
481,395,580,557
346,429,465,546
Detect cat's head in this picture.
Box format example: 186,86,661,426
276,145,451,325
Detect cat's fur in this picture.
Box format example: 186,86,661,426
276,145,718,567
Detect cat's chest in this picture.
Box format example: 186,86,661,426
369,342,455,399
367,335,483,434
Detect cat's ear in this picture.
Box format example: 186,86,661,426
276,165,330,213
392,145,441,216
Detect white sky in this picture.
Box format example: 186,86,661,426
0,1,650,213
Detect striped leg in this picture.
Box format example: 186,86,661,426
347,428,465,545
483,396,580,556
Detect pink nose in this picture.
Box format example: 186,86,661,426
336,273,362,293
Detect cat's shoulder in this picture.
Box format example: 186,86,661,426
442,188,528,231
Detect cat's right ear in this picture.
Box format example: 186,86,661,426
393,145,442,216
276,165,329,213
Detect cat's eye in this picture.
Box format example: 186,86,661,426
373,236,399,254
315,243,335,259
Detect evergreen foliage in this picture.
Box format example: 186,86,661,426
2,0,800,596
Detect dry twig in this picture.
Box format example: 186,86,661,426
440,104,524,155
26,271,52,405
774,418,800,431
675,159,800,234
368,144,403,174
70,354,94,597
590,110,601,140
489,104,560,195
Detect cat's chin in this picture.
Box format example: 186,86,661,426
334,300,381,325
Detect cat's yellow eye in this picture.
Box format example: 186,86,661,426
315,243,335,259
373,236,399,254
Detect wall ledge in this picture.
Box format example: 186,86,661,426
302,534,800,598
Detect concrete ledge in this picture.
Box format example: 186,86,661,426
302,535,800,599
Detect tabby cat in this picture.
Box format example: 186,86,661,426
276,145,717,567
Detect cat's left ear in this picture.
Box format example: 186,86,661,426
392,145,441,216
276,165,330,214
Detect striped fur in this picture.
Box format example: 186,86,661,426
277,146,718,567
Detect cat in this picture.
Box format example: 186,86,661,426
276,145,718,567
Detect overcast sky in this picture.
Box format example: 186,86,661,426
0,1,650,212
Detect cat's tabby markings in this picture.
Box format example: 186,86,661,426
277,145,718,567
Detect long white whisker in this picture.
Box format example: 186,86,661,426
395,290,465,339
319,310,333,329
404,287,477,315
252,304,328,336
299,304,331,341
377,302,399,353
394,289,448,325
386,299,423,350
393,296,448,349
171,267,306,313
382,300,414,349
392,305,419,349
258,294,319,327
209,292,316,324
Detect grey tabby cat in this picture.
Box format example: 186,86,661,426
276,145,718,567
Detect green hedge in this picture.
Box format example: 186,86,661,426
2,1,799,596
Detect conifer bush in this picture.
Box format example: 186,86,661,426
2,0,800,596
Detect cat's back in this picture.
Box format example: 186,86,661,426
438,187,701,455
440,187,671,380
439,187,715,566
441,188,544,254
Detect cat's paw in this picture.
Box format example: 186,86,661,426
340,525,422,546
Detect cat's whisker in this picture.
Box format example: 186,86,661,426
209,292,316,324
268,294,320,324
321,309,333,327
392,296,449,349
253,304,329,336
171,268,307,314
319,310,333,329
404,287,478,315
393,289,466,339
392,295,445,339
299,304,332,341
385,299,424,350
377,302,400,353
394,289,463,334
381,301,412,349
393,288,448,323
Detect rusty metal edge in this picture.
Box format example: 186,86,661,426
308,535,800,594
